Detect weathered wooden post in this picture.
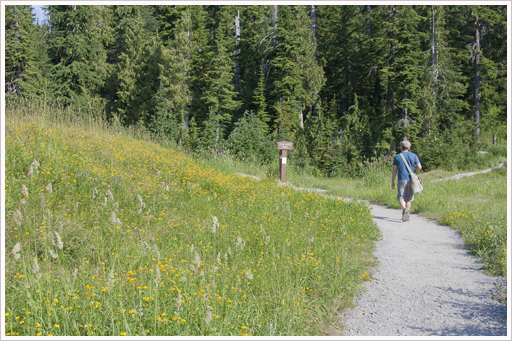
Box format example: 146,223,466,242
277,141,293,183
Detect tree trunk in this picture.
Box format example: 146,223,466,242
474,23,481,142
272,6,278,48
386,45,394,110
431,5,436,96
310,5,317,60
299,99,304,129
234,11,241,92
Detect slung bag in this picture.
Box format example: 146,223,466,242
400,153,423,195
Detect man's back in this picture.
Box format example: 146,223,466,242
392,151,420,181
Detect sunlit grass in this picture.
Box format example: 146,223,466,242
4,105,380,336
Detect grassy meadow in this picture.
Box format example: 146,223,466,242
4,104,380,336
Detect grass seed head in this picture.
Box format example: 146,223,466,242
106,189,114,201
46,182,53,193
194,251,201,267
49,249,58,259
32,257,40,274
12,243,21,260
22,184,29,197
175,291,182,309
14,210,23,226
52,231,64,249
40,193,46,208
205,311,212,325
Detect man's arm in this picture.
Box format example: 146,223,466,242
391,165,398,189
415,163,422,173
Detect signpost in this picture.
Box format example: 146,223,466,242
277,141,293,183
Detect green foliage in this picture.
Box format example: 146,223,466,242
46,5,107,108
226,111,274,164
195,109,225,154
148,82,180,143
4,5,45,97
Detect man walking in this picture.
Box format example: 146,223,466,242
391,140,422,222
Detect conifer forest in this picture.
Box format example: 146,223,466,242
4,5,508,176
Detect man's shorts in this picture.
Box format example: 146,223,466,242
397,180,414,202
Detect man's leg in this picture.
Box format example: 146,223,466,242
399,199,407,210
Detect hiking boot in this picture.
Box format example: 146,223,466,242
402,208,410,222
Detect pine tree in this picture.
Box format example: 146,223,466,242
294,6,325,129
267,5,306,140
389,6,426,145
467,6,504,142
237,5,273,119
114,22,147,124
417,5,468,136
317,5,364,117
200,6,241,141
227,110,274,163
159,6,193,143
252,68,270,134
46,5,107,107
5,5,44,97
148,81,180,141
305,98,339,174
188,5,209,140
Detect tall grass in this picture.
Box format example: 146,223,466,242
4,102,380,336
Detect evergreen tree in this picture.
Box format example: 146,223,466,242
294,6,325,129
267,5,306,140
114,21,147,124
305,98,339,174
188,5,209,140
160,6,193,144
5,5,44,97
148,81,180,141
417,5,468,136
252,68,270,134
237,5,273,119
46,5,107,108
200,6,241,142
466,5,504,142
227,111,274,163
317,5,364,117
389,6,426,146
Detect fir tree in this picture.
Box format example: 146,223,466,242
267,5,305,140
46,5,107,107
5,5,43,97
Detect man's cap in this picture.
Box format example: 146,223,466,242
401,140,411,149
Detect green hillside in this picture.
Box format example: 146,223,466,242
4,112,379,336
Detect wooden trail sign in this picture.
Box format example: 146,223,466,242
278,141,293,183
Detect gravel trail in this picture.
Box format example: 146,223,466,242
336,203,508,336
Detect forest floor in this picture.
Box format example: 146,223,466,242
241,165,509,336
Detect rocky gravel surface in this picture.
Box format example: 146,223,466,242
336,203,508,337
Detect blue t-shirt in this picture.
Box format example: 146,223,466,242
393,152,420,181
